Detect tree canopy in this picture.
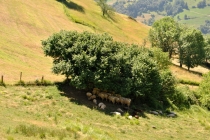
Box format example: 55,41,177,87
149,17,205,70
149,17,179,59
42,30,175,108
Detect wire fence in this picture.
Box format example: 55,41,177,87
0,72,59,86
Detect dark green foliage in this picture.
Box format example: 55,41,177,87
204,37,210,62
198,72,210,109
150,47,171,70
178,79,200,86
112,0,188,18
179,28,205,70
159,70,176,100
168,86,199,110
42,30,176,108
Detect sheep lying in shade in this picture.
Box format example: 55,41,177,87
93,99,97,105
86,92,92,98
98,102,106,110
110,112,121,116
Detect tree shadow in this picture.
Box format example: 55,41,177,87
56,0,85,13
55,81,149,118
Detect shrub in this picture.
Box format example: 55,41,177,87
178,79,200,86
198,72,210,109
15,80,25,86
168,86,199,110
159,70,177,107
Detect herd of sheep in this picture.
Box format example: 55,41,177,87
86,88,132,110
86,88,177,118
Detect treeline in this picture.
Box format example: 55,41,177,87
199,20,210,34
112,0,188,18
149,17,210,70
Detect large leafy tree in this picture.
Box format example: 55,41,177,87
149,17,180,59
42,30,173,108
179,27,205,70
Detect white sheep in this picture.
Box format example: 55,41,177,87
93,99,97,105
110,112,121,116
100,104,106,110
98,102,106,110
86,92,92,97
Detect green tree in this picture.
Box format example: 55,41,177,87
198,72,210,109
95,0,115,17
204,37,210,62
149,17,180,59
179,27,205,70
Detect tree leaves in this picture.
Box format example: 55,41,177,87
42,30,176,108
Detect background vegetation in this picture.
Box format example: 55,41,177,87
110,0,210,34
1,0,210,139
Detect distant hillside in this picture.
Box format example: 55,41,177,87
110,0,210,34
0,0,150,84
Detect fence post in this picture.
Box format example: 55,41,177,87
20,72,22,82
1,75,3,83
41,76,44,83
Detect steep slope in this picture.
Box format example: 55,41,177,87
0,0,150,84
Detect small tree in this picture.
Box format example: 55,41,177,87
149,17,180,59
179,28,205,70
95,0,115,17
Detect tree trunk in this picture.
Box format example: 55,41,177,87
180,62,182,67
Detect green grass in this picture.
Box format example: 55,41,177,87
1,85,210,140
0,0,150,84
175,7,210,28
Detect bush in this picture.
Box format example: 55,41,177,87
178,79,200,86
198,72,210,109
168,86,199,110
159,70,177,106
15,80,25,86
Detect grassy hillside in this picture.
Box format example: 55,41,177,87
1,85,210,140
109,0,210,32
0,0,150,84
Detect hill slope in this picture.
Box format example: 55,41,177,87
0,0,150,84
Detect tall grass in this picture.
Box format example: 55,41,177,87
1,85,210,139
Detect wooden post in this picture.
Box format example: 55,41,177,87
20,72,22,82
41,76,44,83
1,75,3,83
